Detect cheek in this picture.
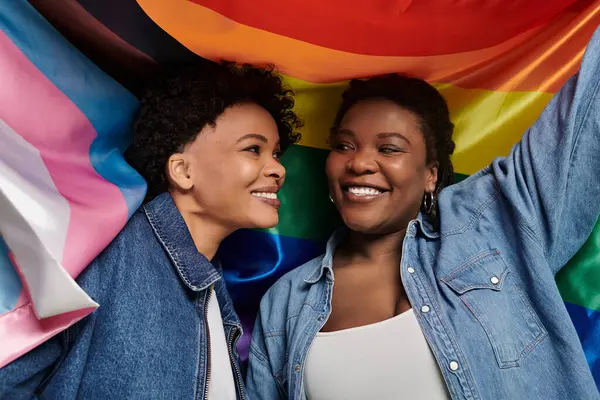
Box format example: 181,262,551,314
385,159,427,191
325,154,343,186
192,157,253,194
193,159,227,185
235,159,263,187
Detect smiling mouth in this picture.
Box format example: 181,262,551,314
342,185,389,201
251,192,278,200
346,186,384,196
251,191,281,208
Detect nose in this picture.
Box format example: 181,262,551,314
346,150,377,175
264,157,286,183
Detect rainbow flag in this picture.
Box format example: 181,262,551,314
1,0,599,388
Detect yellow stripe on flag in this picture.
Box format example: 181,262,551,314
287,76,554,175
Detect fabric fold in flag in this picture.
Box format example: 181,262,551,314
0,0,145,368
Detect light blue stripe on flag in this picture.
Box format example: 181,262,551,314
0,235,22,314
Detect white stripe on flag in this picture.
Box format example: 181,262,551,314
0,119,97,317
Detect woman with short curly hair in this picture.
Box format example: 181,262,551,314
0,62,301,400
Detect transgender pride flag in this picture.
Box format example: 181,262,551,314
0,0,146,367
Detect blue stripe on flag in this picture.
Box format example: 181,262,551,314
219,230,327,305
565,301,600,390
0,235,22,315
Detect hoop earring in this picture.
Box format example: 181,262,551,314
329,194,334,203
422,192,434,214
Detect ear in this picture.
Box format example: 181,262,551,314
167,153,194,191
425,162,439,193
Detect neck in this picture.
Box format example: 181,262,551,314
170,192,234,260
339,228,406,267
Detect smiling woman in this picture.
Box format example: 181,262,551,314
0,61,302,400
327,75,455,232
247,29,600,400
160,103,286,236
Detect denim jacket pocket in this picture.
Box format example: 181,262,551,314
441,250,548,368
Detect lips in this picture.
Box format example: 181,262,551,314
251,186,281,208
341,183,390,202
347,186,383,196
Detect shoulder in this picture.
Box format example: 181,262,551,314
257,254,325,321
76,209,160,295
437,167,504,236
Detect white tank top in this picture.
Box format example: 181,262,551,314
206,289,237,400
303,308,450,399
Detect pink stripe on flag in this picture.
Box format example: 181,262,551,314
0,249,95,367
0,304,95,366
0,30,129,277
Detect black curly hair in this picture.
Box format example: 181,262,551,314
125,62,302,202
331,74,455,222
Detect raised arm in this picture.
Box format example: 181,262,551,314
492,27,600,274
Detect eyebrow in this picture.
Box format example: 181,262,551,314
376,132,411,144
335,129,355,137
335,129,411,145
236,133,268,143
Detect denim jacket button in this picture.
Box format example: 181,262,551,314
449,361,459,371
295,364,301,372
407,267,415,274
490,276,500,285
421,305,430,313
318,316,324,321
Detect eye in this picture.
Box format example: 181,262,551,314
334,142,353,152
379,146,403,154
244,145,260,154
273,150,283,160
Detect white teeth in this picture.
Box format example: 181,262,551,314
252,192,278,200
348,186,383,196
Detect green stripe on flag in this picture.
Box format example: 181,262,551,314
556,217,600,312
454,173,469,183
259,144,341,241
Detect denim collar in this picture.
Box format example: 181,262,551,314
143,193,221,292
416,214,440,240
304,213,439,284
303,228,343,284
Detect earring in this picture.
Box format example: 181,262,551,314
329,194,334,203
422,192,434,214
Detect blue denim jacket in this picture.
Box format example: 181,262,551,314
246,28,600,400
0,193,247,400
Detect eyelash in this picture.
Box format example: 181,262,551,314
245,145,260,154
333,143,402,154
334,143,352,151
379,146,401,154
244,145,282,160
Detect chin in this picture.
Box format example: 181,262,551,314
249,213,279,229
342,215,385,235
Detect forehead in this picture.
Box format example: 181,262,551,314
209,102,278,141
184,103,279,155
338,99,422,138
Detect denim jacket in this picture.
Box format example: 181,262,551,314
0,193,247,400
246,28,600,400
